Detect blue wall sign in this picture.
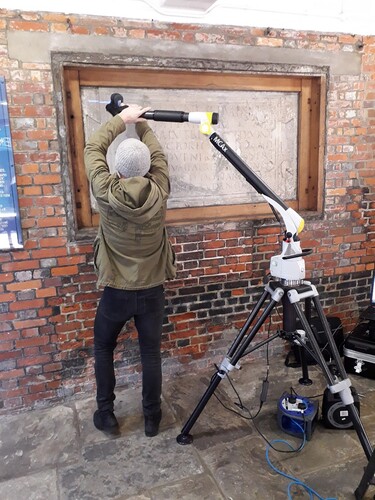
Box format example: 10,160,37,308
0,77,23,250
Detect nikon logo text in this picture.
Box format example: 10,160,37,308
213,136,228,152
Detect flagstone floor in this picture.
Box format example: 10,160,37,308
1,355,375,499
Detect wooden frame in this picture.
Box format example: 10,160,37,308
63,66,325,228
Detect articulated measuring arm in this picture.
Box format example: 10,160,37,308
198,119,312,282
106,94,311,282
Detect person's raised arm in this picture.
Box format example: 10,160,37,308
135,121,170,196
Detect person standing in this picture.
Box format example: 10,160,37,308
84,104,176,437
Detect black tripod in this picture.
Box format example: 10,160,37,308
176,278,371,452
176,279,374,497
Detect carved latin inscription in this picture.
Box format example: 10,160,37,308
82,87,298,211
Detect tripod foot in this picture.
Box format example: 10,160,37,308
176,433,193,445
299,376,313,386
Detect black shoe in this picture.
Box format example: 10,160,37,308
144,409,162,437
93,409,119,434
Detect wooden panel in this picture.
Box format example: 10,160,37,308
63,65,324,229
64,69,93,227
93,199,299,226
298,79,312,211
312,76,326,214
307,77,320,212
75,67,303,92
165,200,299,224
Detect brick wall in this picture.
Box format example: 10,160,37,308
0,8,374,413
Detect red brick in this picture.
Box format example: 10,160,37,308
0,292,16,302
37,217,65,228
6,280,42,291
39,237,67,248
36,288,57,298
0,341,16,351
17,354,51,367
2,260,39,272
22,391,56,406
10,299,45,312
0,271,13,284
51,265,79,276
13,318,46,330
0,369,25,380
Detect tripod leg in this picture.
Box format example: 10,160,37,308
176,372,222,444
298,346,313,385
299,297,313,385
311,295,373,461
312,296,348,376
288,288,373,461
227,288,270,358
310,296,375,498
283,293,312,385
177,286,283,444
355,451,375,499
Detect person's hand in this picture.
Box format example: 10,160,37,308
119,104,151,124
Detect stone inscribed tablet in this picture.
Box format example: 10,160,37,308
82,88,298,212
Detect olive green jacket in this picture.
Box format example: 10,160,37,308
84,115,176,289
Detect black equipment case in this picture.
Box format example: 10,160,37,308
285,316,344,368
344,321,375,379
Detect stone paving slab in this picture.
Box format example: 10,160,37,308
302,457,375,500
165,358,375,499
228,356,326,400
249,403,365,461
0,354,374,500
0,470,59,500
0,405,79,481
274,425,361,473
74,386,176,447
164,371,255,451
57,427,204,499
198,434,289,499
122,474,226,500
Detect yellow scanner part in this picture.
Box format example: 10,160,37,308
200,122,212,135
199,113,214,135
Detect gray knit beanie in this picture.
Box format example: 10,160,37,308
115,138,151,178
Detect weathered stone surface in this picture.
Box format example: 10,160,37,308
199,434,288,499
0,405,79,481
83,87,299,210
147,474,225,499
8,32,362,76
58,428,204,499
164,370,255,450
0,470,58,500
74,386,176,447
302,457,373,500
0,355,374,499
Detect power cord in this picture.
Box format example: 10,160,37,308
265,432,337,500
211,366,306,454
211,366,264,420
210,308,337,498
211,366,337,498
211,309,273,421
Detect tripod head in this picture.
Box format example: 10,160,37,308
105,93,312,283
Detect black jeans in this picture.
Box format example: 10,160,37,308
94,285,165,416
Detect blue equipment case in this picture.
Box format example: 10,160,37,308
277,393,319,441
